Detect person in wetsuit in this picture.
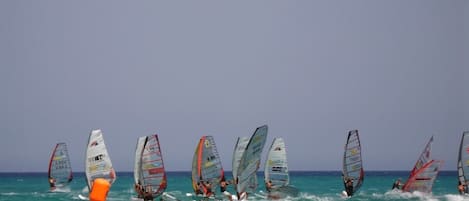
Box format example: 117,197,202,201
344,178,354,197
392,178,402,190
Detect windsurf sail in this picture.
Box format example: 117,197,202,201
402,159,443,193
232,137,250,181
191,136,224,195
85,129,116,191
134,136,147,189
48,142,73,187
236,125,268,194
264,138,289,188
342,130,364,194
458,131,469,193
140,135,167,197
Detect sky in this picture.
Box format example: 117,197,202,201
0,1,467,172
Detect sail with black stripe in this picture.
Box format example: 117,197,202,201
458,131,469,193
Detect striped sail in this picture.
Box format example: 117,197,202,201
342,130,364,193
402,160,443,193
48,143,73,187
85,129,116,190
402,136,434,192
458,131,469,193
264,138,289,188
134,137,147,186
140,135,167,197
191,136,224,194
236,125,268,194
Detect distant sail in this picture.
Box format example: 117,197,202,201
458,131,469,193
232,137,250,181
85,129,116,191
140,135,167,197
48,143,73,187
191,136,224,194
342,130,364,194
402,136,441,193
134,136,147,185
236,125,268,194
264,138,289,187
402,160,443,193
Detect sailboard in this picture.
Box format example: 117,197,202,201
236,125,268,195
191,136,224,195
85,129,116,191
342,130,364,195
458,131,469,194
402,136,442,193
48,142,73,188
139,135,167,198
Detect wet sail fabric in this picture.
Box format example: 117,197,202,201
140,135,167,197
458,131,469,193
342,130,364,194
48,143,73,187
85,129,116,191
191,136,224,195
264,138,289,187
236,125,268,194
134,136,147,185
402,160,443,193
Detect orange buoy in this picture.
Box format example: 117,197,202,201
89,178,110,201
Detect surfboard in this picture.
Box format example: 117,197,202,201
48,142,73,189
191,135,224,195
342,130,364,195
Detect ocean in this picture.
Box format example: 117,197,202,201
0,171,466,201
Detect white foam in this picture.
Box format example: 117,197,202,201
445,194,469,201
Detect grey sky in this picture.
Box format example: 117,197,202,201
0,1,467,172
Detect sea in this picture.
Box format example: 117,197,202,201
0,171,467,201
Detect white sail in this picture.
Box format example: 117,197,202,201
236,125,268,194
48,143,73,187
134,136,147,184
458,131,469,193
232,137,250,180
85,129,116,190
264,138,289,187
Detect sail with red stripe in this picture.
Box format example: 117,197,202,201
48,143,73,188
342,130,364,194
402,136,442,193
402,160,443,193
191,136,224,195
140,135,167,197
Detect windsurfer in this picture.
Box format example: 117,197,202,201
458,181,467,195
220,178,230,193
392,178,402,190
265,180,273,192
202,181,213,197
344,178,354,197
143,185,154,201
48,177,56,190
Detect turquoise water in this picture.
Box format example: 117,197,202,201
0,171,466,201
